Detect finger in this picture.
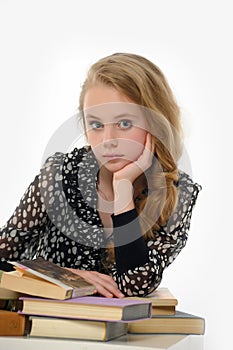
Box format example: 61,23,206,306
94,282,114,298
136,136,154,171
74,271,124,298
94,281,124,298
70,271,114,297
100,282,124,298
146,133,154,154
91,273,124,298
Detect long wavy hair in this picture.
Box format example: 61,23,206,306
79,53,183,265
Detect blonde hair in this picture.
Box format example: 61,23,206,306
79,53,183,268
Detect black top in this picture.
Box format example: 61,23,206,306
0,146,201,296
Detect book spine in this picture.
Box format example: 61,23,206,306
0,311,26,336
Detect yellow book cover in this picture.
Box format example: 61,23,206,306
29,316,128,341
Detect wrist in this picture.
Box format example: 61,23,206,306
113,179,135,215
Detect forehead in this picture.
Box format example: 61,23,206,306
83,102,144,120
83,84,132,108
82,85,147,127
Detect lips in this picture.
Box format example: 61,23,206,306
103,154,124,159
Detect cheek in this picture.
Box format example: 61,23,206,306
122,137,146,161
126,131,147,160
88,140,103,161
86,131,99,146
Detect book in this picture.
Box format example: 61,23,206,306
0,270,22,300
19,295,152,322
128,310,205,335
0,309,27,336
0,270,24,311
29,316,128,341
0,257,96,300
0,298,23,312
0,286,22,300
150,306,176,316
126,288,178,316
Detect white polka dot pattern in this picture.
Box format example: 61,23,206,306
0,146,201,296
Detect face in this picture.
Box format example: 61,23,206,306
83,84,149,173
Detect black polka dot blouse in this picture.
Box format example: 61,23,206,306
0,146,201,296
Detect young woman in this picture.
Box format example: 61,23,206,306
0,53,201,297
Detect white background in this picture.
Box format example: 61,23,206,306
0,1,232,349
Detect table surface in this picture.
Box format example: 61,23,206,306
0,334,204,350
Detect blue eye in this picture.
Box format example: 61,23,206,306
89,121,103,129
116,120,133,129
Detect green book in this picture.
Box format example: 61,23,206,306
128,310,205,335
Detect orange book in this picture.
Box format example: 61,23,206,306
0,310,26,336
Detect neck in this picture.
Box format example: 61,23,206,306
98,166,113,187
97,166,114,202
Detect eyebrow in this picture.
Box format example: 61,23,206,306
84,113,137,120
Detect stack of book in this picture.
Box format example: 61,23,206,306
0,258,205,341
127,288,205,335
18,296,151,341
0,258,151,341
0,280,28,337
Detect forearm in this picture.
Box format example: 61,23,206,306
112,208,149,275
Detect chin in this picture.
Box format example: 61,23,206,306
103,159,131,173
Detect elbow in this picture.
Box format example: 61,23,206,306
117,271,163,297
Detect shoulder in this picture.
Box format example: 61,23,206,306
40,146,91,173
157,171,202,235
176,170,202,207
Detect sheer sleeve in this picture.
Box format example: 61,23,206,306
112,209,149,274
0,174,48,266
111,171,202,296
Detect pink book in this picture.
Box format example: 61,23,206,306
19,296,152,322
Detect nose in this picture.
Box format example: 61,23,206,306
103,124,118,148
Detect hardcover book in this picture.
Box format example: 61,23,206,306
29,316,128,341
0,258,95,300
0,310,27,336
19,295,152,322
128,310,205,335
126,287,178,316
